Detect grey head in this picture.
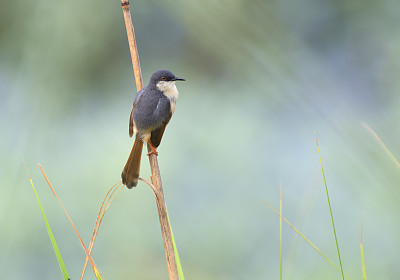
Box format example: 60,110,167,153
149,69,185,87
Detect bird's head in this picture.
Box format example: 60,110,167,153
149,69,185,92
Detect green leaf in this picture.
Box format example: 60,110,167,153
26,166,70,280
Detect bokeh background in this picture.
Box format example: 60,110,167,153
1,0,400,279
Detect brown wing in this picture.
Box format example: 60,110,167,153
150,124,167,148
129,109,134,137
150,112,172,148
129,88,145,137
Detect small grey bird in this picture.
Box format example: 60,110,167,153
122,69,185,188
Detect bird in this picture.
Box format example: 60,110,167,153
121,69,185,189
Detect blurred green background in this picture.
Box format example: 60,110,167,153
1,0,400,279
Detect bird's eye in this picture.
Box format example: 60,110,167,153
161,77,167,81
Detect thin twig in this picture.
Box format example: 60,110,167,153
120,1,178,279
139,177,162,198
80,182,124,280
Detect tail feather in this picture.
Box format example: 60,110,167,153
121,136,143,188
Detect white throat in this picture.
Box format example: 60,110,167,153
156,80,179,114
157,81,179,99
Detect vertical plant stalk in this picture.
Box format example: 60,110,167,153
121,0,143,91
146,145,179,279
120,1,178,279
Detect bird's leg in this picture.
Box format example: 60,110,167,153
147,141,159,156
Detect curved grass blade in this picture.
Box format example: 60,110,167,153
315,131,345,280
362,122,400,170
24,161,70,280
263,200,351,280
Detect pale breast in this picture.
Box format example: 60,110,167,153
157,81,179,114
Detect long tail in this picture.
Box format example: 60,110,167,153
121,136,143,188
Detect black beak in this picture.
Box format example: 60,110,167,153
174,77,186,81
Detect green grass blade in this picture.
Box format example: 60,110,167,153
25,165,70,280
166,210,184,280
38,164,102,280
315,131,345,280
360,243,366,279
264,201,351,280
279,185,283,280
360,221,367,280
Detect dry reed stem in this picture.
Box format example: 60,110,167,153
121,0,143,91
120,1,178,279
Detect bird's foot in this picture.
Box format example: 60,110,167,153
147,149,158,156
147,141,159,156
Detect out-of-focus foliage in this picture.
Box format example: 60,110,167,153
1,0,400,279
